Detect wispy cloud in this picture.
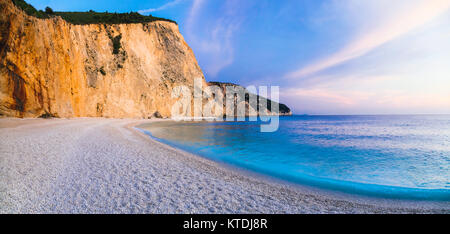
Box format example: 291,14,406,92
185,0,206,41
284,88,359,106
138,0,184,15
185,0,243,77
283,85,450,114
282,69,450,114
285,0,450,79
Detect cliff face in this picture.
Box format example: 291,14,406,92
0,0,205,118
208,82,292,116
0,0,292,119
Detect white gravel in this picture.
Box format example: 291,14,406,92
0,118,448,214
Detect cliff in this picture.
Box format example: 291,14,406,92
0,0,291,118
208,82,292,116
0,0,206,118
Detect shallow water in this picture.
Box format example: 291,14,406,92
138,115,450,200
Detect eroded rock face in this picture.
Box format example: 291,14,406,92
207,82,292,117
0,0,206,118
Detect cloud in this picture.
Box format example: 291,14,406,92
139,0,239,77
282,71,450,114
186,0,204,29
283,88,358,106
283,85,450,114
185,0,243,78
138,0,184,15
285,0,450,79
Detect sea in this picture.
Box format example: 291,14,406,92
138,115,450,200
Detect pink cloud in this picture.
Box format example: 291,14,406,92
285,0,450,79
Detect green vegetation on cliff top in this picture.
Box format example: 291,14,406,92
11,0,177,25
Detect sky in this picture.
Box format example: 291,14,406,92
27,0,450,115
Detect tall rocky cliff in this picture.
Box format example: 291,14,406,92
0,0,207,118
0,0,292,118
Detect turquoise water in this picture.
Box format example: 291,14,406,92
139,115,450,200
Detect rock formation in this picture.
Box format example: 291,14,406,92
0,0,291,118
208,82,292,117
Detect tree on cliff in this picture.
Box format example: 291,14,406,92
45,7,54,14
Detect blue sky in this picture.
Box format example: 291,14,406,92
28,0,450,114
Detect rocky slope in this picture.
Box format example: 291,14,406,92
0,0,291,118
208,82,292,116
0,0,207,118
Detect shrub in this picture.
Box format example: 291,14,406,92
152,111,163,119
99,67,106,76
12,0,177,25
12,0,49,19
45,6,54,14
38,112,58,118
52,11,177,25
112,34,122,54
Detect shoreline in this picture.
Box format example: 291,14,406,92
132,121,450,212
0,118,448,213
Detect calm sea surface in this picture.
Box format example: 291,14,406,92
138,115,450,200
